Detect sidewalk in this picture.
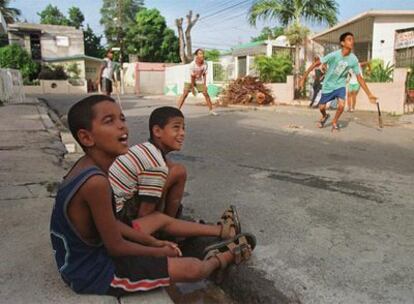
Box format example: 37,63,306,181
0,98,172,303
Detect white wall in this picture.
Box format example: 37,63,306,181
372,16,414,64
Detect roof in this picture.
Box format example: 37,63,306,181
232,40,266,50
43,55,104,63
8,22,81,33
313,10,414,41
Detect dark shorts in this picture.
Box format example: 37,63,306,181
319,87,346,104
101,78,113,94
107,255,170,297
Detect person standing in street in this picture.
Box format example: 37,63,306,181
99,49,115,96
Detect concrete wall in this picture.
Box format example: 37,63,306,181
139,71,165,95
24,80,87,95
372,16,414,64
0,69,25,103
355,68,408,115
266,76,295,103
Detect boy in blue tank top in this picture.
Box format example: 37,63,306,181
300,32,377,131
50,95,256,296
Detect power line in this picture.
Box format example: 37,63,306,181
198,0,253,22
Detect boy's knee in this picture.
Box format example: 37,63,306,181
169,164,187,182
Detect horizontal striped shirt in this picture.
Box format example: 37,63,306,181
109,142,168,212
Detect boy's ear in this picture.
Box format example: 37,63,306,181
152,125,163,139
77,129,95,148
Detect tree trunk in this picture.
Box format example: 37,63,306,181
184,10,199,63
294,43,300,93
175,18,186,63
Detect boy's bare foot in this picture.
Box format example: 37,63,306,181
218,205,241,239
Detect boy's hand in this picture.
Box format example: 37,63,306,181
161,244,182,257
191,86,196,96
299,77,305,90
368,94,378,104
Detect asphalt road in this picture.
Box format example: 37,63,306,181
42,94,414,304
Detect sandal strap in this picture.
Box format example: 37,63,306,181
204,249,228,269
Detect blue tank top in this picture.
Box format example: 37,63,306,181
50,166,115,294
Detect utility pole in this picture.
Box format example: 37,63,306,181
117,0,124,94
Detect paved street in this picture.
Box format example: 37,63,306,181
43,94,414,304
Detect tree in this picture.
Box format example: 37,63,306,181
176,11,199,63
100,0,144,48
126,8,179,62
84,24,105,58
204,49,221,62
38,5,70,26
68,6,85,29
0,0,21,23
249,0,338,90
251,26,285,42
254,53,293,83
0,44,39,81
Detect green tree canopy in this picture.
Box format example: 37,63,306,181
251,26,285,42
38,4,70,26
126,8,179,62
84,24,105,58
68,6,85,29
0,0,21,23
0,44,39,81
204,49,221,62
100,0,144,47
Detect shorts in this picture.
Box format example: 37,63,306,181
101,78,113,94
107,255,170,297
348,83,360,92
184,82,206,93
319,87,346,104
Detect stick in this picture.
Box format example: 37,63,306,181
376,101,383,128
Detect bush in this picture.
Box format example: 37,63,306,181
0,44,40,81
254,54,293,83
38,64,68,80
66,63,81,79
365,59,394,83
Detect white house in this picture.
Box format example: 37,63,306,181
312,10,414,67
0,12,7,33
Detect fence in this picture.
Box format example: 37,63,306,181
212,62,235,83
0,69,25,104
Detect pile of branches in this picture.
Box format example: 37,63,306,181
219,76,274,105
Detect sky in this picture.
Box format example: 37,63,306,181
11,0,414,51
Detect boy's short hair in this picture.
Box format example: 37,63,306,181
340,32,354,43
194,48,204,56
68,95,116,146
149,106,184,139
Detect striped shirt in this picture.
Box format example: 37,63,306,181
109,142,168,212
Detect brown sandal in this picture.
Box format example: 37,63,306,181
204,233,256,283
218,205,241,239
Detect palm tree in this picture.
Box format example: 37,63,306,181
249,0,338,90
0,0,21,23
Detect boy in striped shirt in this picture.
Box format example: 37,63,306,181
109,106,187,227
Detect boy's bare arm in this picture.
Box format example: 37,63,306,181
299,58,321,89
117,220,174,247
357,74,377,104
81,175,178,257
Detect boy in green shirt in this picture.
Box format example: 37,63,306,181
300,32,377,131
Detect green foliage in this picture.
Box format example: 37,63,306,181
66,63,81,79
251,26,285,42
84,24,105,58
38,64,68,80
68,7,85,29
365,60,394,83
254,54,293,83
126,8,179,62
408,66,414,89
285,23,309,46
0,0,21,23
100,0,144,47
204,49,221,62
0,44,39,81
38,5,70,26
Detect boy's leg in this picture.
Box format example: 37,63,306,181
167,252,232,282
177,88,190,109
332,98,345,127
319,103,327,119
347,90,352,111
352,91,359,110
133,211,237,239
164,162,187,218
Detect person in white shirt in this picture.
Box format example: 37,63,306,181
177,49,218,116
98,49,115,96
